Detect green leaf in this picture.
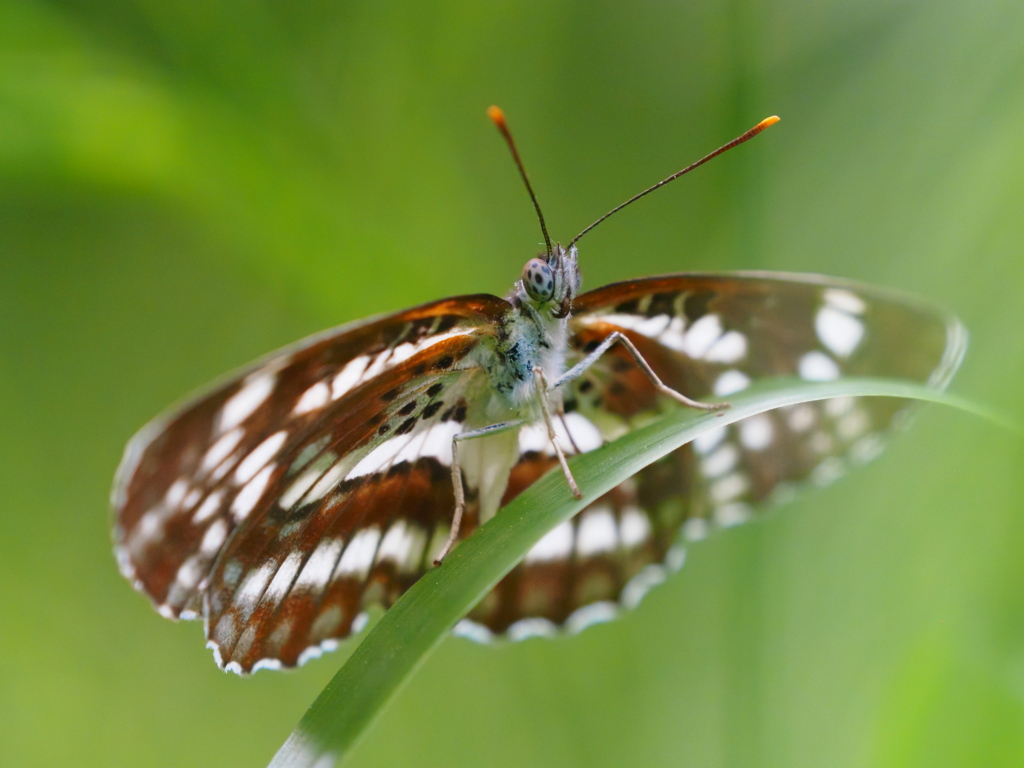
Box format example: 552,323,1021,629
268,377,1008,768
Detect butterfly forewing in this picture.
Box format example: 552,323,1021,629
454,273,966,640
112,295,507,628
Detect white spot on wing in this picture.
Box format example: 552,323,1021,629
692,425,727,455
294,381,330,415
210,451,239,482
193,493,224,524
334,527,381,580
294,538,345,592
297,638,339,668
823,288,866,315
202,428,244,472
714,502,752,527
557,412,604,453
682,518,709,541
306,461,347,504
666,545,686,571
281,451,340,510
524,521,574,563
361,350,392,380
851,434,885,464
739,414,773,451
235,562,275,610
290,436,331,474
710,472,749,503
174,555,205,590
657,316,689,352
816,306,864,358
576,506,618,557
351,612,370,634
331,356,369,400
619,506,652,548
837,409,870,441
183,488,201,510
231,464,275,521
252,657,284,673
347,432,418,480
598,313,649,333
220,372,276,432
135,509,163,542
262,551,303,606
682,314,723,358
566,602,619,634
632,314,673,336
417,421,461,464
199,518,229,556
518,423,550,454
376,520,427,573
621,564,667,609
389,329,470,365
812,457,845,487
165,479,188,508
786,404,816,432
799,351,841,381
507,618,558,641
704,330,748,364
235,430,288,484
453,619,494,644
714,369,751,396
702,443,739,477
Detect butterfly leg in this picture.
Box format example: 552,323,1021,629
532,366,584,501
434,419,524,566
552,331,728,411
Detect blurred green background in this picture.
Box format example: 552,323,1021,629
2,1,1022,766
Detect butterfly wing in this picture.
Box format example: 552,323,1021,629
112,295,508,660
455,272,967,640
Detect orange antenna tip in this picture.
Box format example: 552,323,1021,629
568,112,781,248
487,105,552,256
487,105,506,127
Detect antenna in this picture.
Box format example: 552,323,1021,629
488,106,553,258
568,116,780,248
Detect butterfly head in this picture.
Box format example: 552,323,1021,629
518,243,581,319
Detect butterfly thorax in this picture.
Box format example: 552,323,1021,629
472,244,582,416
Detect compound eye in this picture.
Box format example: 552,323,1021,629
522,258,555,302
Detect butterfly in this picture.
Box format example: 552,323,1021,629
111,108,966,674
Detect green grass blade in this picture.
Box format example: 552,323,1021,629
268,377,1005,768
